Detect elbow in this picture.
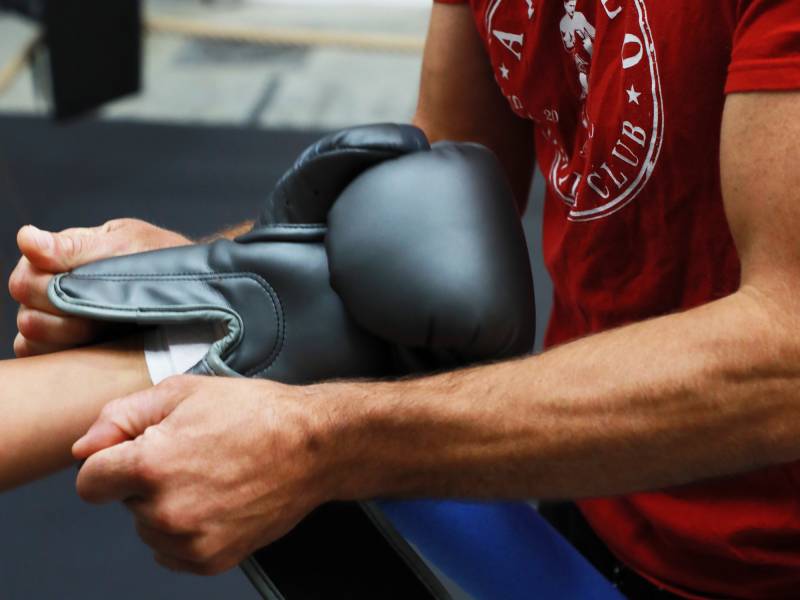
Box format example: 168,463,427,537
736,284,800,369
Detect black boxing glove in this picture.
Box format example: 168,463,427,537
50,123,532,381
327,140,534,369
49,124,535,599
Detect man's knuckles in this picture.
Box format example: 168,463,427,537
129,441,169,490
98,399,165,449
76,440,153,503
146,503,197,536
97,396,128,424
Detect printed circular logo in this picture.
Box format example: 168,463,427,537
546,0,664,221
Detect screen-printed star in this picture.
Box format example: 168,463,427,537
626,85,642,105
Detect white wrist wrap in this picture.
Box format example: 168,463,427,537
143,324,220,385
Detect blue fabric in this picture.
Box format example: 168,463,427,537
378,500,623,600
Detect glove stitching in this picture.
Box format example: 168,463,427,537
58,272,286,377
66,272,263,280
243,275,285,378
192,280,247,365
248,291,287,378
267,223,325,229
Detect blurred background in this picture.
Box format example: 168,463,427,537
0,1,550,597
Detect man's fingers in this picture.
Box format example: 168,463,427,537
72,413,138,460
76,441,149,504
73,378,191,460
72,389,157,459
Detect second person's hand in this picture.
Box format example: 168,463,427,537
9,218,191,357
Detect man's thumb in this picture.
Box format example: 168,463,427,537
73,380,188,460
18,224,110,273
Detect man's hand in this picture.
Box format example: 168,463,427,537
8,219,190,357
72,376,334,575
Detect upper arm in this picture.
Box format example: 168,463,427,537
720,92,800,299
414,3,535,207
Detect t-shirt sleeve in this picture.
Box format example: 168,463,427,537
726,0,800,93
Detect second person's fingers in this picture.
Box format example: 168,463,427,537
16,306,98,346
12,333,75,358
17,224,106,273
8,257,59,312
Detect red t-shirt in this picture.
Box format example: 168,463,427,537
433,1,800,598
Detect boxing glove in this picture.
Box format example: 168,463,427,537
49,124,535,599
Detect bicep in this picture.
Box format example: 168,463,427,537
414,3,535,206
721,92,800,296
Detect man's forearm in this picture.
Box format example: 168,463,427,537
315,285,800,501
